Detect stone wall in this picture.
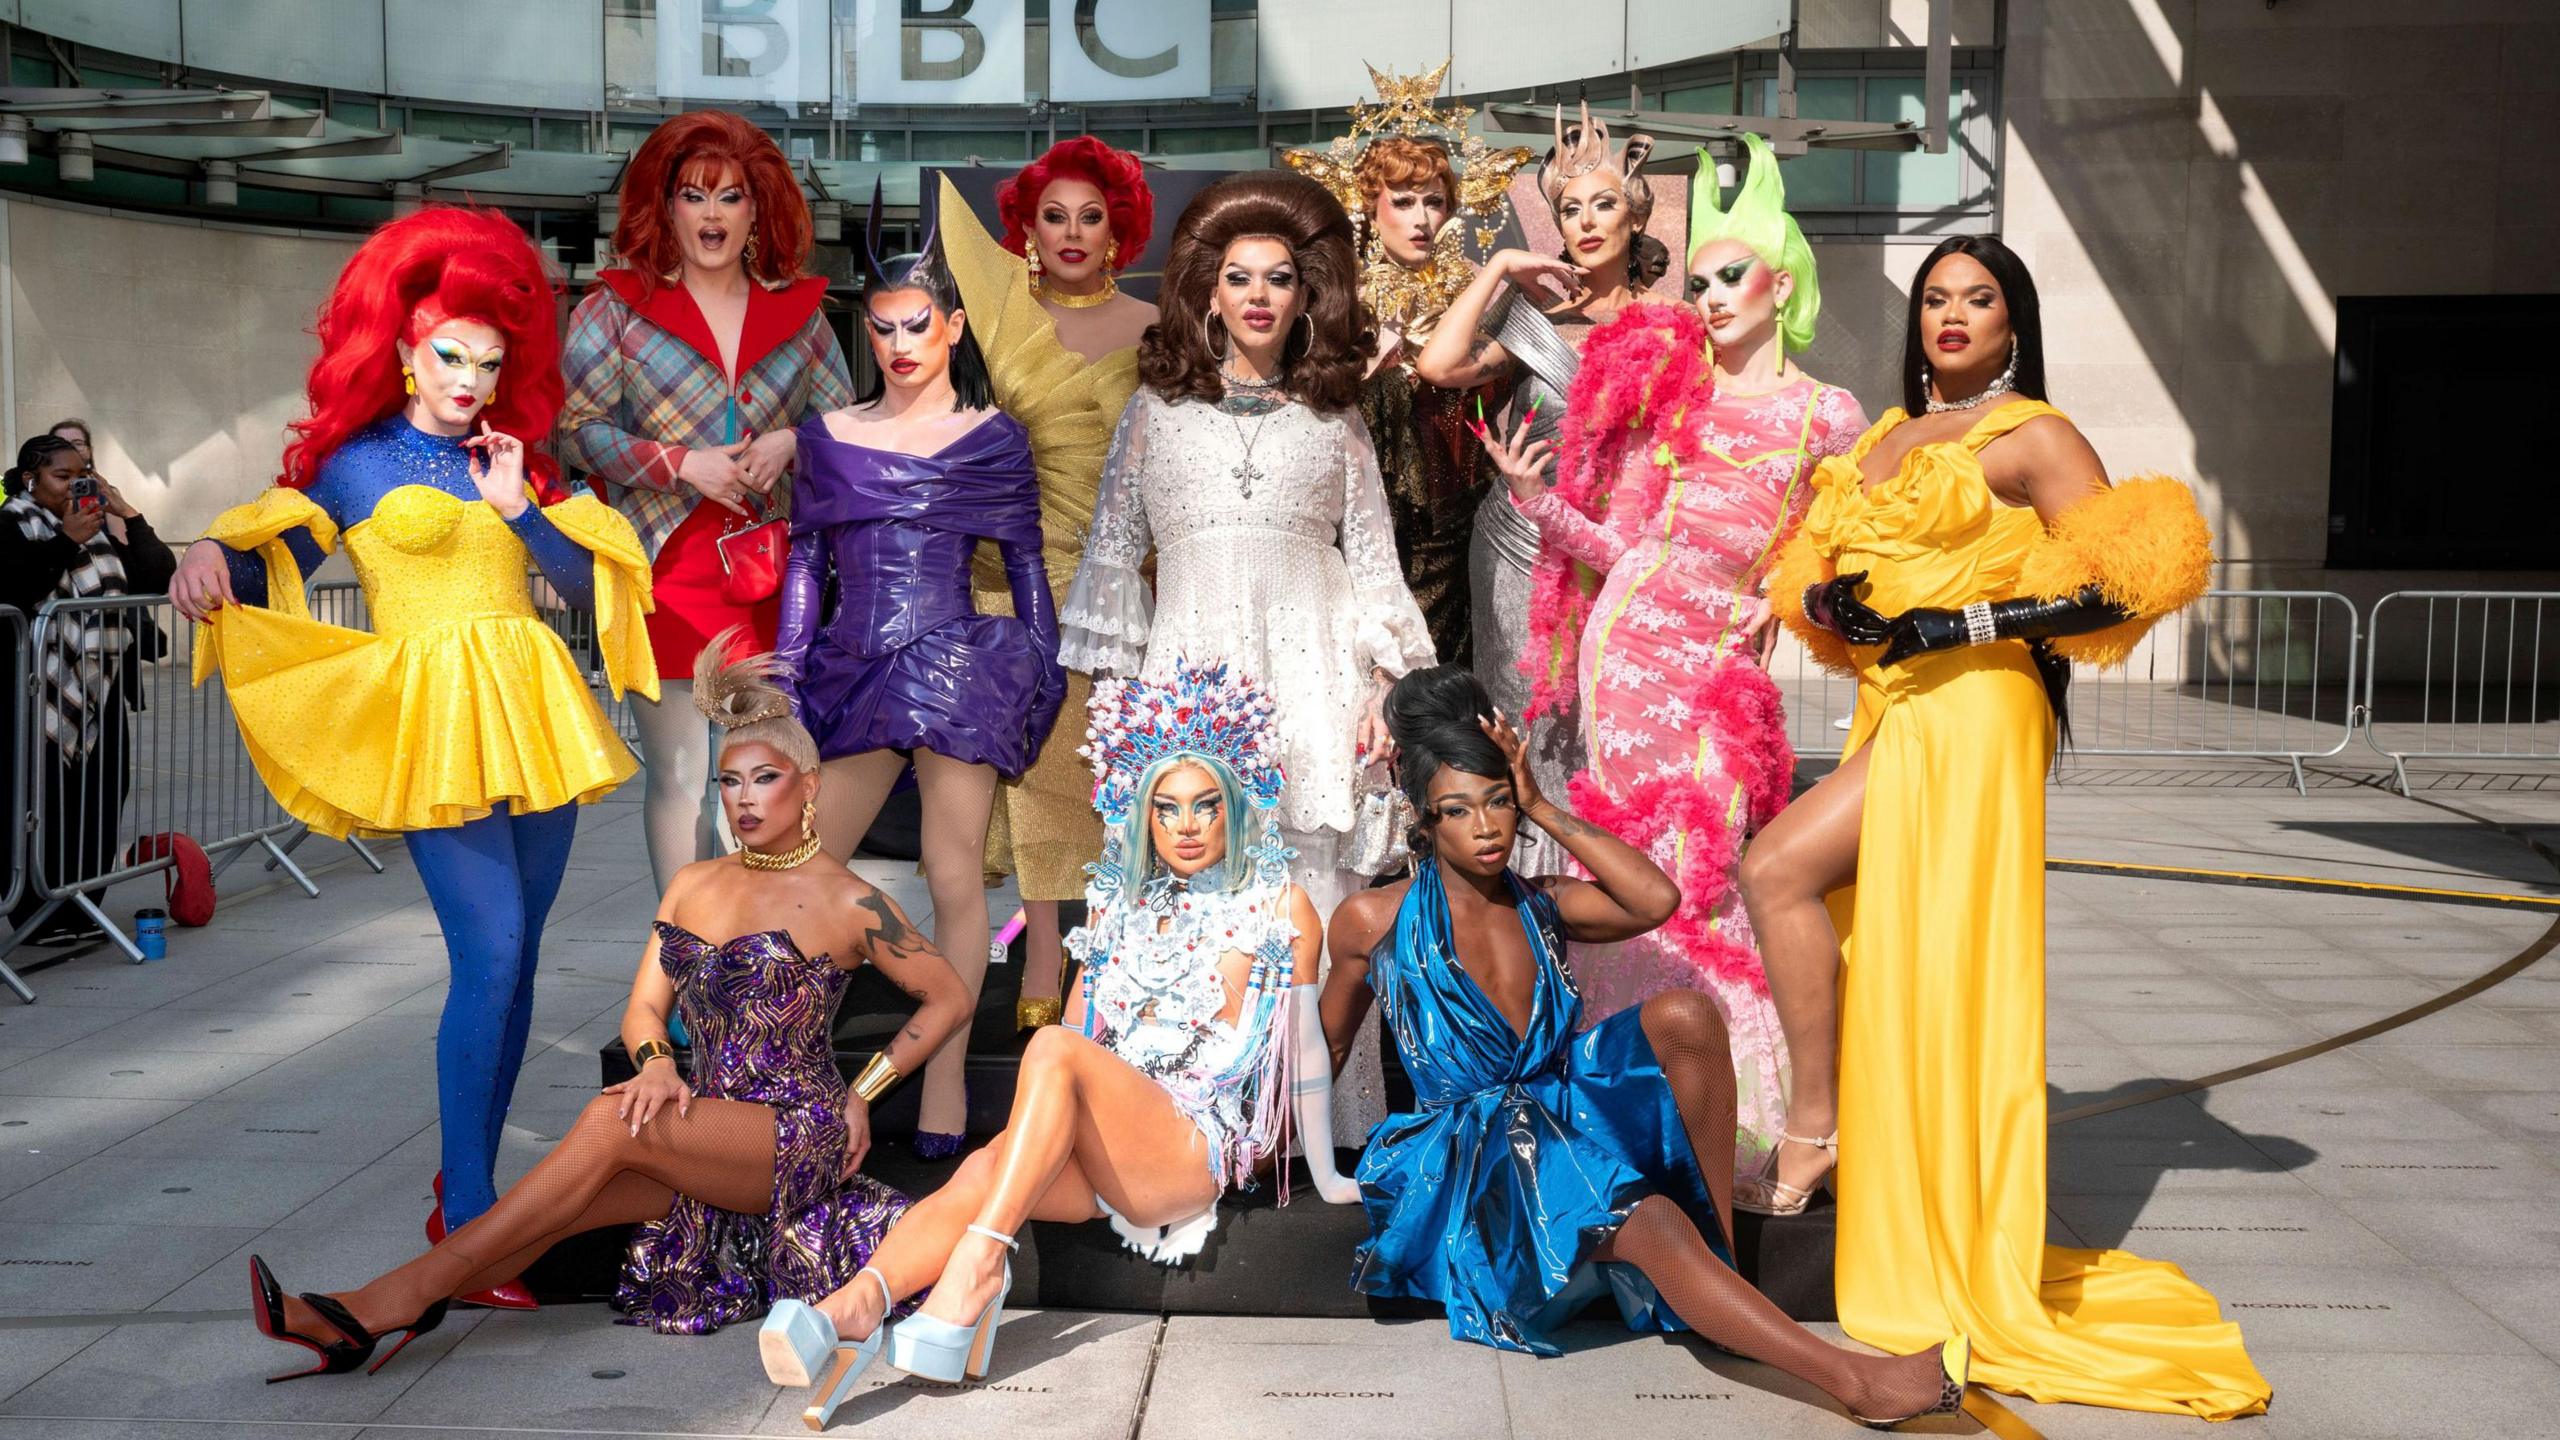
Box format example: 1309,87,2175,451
3,196,355,546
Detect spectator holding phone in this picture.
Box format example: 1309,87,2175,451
1,432,175,946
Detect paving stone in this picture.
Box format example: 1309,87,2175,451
0,1222,262,1314
1142,1334,1505,1440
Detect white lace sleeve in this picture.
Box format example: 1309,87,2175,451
1335,409,1438,678
1059,392,1156,676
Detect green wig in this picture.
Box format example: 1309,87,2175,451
1690,134,1821,353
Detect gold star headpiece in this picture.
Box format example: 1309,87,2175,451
1284,59,1535,255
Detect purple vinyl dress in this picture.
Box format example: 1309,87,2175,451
613,922,912,1334
780,411,1064,777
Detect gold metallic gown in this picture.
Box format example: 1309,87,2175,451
1798,401,2269,1420
940,174,1124,900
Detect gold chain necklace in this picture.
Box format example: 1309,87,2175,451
1037,273,1118,309
739,834,823,871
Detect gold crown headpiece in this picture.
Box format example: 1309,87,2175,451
1283,59,1535,254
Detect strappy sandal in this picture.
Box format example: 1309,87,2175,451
1733,1130,1838,1216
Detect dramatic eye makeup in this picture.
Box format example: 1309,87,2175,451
866,304,936,337
427,339,501,374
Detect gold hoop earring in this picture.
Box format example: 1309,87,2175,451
401,366,415,396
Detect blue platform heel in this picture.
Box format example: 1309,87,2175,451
759,1269,892,1432
885,1224,1016,1382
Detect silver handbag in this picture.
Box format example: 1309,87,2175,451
1346,763,1413,877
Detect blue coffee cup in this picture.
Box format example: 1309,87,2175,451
134,908,168,961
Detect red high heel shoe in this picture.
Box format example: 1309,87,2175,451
426,1172,538,1311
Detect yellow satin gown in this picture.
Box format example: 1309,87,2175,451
194,485,657,840
1800,401,2270,1419
940,172,1129,900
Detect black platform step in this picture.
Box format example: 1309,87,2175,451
583,916,1834,1319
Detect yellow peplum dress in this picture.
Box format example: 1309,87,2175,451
1798,401,2271,1419
194,484,658,840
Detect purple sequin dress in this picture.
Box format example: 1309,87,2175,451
612,922,911,1335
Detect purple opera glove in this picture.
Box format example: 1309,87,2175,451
999,512,1066,753
771,531,826,717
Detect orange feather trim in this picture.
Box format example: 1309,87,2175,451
2017,474,2214,668
1766,525,1854,676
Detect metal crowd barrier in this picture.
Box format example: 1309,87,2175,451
2063,589,2360,793
0,608,32,1002
2361,591,2560,796
4,593,317,977
1777,589,2366,793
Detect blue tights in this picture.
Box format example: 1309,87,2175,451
407,802,580,1230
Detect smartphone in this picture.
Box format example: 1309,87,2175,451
68,475,101,511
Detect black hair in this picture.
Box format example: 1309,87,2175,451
854,248,996,411
4,433,80,498
1899,234,2047,418
1899,235,2075,737
1385,665,1510,812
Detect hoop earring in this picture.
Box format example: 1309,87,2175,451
1205,310,1229,359
402,366,415,396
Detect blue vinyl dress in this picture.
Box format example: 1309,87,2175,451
1349,863,1731,1355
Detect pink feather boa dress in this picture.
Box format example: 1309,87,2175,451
1510,305,1866,1171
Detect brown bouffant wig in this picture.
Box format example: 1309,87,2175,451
613,112,811,297
1138,170,1375,413
1355,137,1458,213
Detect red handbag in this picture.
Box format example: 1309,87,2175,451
124,831,215,927
715,500,787,606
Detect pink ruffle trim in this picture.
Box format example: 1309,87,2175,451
1562,653,1793,993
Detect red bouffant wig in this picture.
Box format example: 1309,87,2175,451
281,207,564,491
613,111,811,294
995,136,1154,271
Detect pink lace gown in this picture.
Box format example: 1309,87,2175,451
1514,376,1865,1170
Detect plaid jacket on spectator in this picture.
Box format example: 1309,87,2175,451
558,270,857,561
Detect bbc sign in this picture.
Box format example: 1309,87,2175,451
658,0,1213,107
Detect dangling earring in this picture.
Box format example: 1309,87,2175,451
402,366,416,396
1027,244,1044,296
801,795,818,844
1103,238,1118,270
743,230,760,268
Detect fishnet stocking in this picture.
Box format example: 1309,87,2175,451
631,682,720,895
285,1095,779,1340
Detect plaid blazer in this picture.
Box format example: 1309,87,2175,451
558,271,857,561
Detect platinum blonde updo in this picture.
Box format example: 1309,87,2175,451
692,624,820,772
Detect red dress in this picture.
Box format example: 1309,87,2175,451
559,270,857,680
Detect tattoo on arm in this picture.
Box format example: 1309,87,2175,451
855,891,933,963
1539,805,1600,839
902,1024,924,1042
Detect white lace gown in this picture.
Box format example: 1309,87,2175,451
1061,388,1437,1143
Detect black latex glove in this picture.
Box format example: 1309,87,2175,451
1802,572,1893,645
1878,585,2132,666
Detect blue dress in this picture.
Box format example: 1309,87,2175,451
1350,863,1731,1355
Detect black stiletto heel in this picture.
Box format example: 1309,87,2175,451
249,1256,371,1384
247,1255,452,1383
